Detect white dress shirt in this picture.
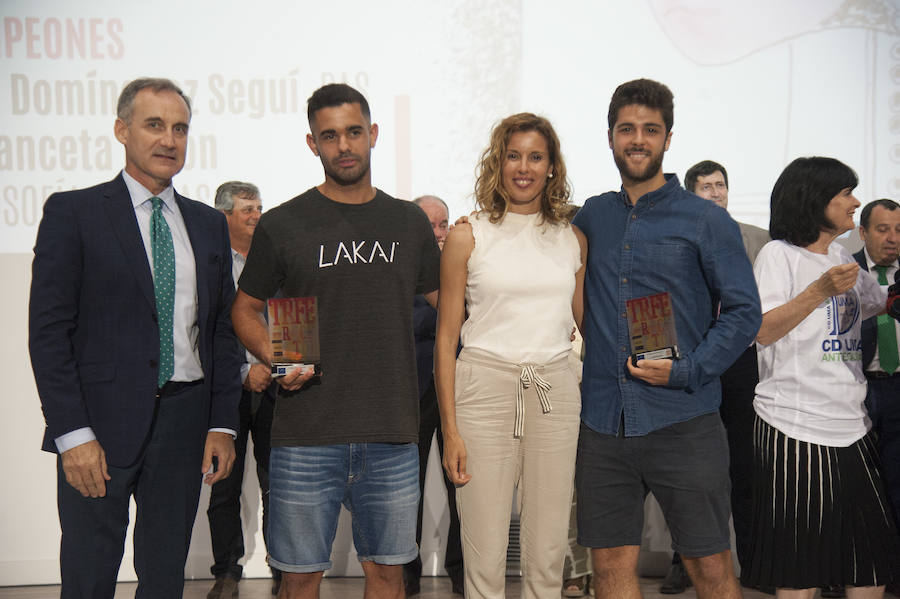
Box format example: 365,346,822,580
863,247,900,374
232,247,255,383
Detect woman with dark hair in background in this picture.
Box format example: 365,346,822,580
435,113,587,599
743,157,900,598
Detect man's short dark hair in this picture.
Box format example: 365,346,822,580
307,83,370,127
685,160,728,193
860,199,900,230
607,78,674,134
769,156,858,247
117,77,191,123
214,181,260,212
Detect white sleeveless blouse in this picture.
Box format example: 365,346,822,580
460,211,581,364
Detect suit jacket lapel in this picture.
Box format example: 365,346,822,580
103,175,156,311
176,194,210,330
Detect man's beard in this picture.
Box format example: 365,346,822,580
613,147,664,184
322,152,370,186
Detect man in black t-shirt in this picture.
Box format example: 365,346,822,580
232,84,440,599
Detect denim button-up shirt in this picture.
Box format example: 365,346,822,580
573,175,761,437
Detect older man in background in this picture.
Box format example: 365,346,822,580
207,181,280,598
404,195,464,597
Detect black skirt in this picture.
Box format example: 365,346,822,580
741,415,900,590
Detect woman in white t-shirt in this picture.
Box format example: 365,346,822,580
742,157,900,597
434,113,587,599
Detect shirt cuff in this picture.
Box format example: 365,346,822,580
209,427,237,439
668,355,691,389
55,427,97,453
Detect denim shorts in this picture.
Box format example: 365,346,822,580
267,443,419,573
575,412,732,557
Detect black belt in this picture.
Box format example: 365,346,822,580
156,379,203,398
865,371,900,379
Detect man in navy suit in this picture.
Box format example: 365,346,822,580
854,199,900,548
29,77,242,598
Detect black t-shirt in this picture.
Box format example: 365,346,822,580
239,187,441,446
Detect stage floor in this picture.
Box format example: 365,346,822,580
0,575,780,598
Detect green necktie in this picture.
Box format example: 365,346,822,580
150,197,175,387
874,265,898,374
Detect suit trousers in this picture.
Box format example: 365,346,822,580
207,388,276,579
865,374,900,530
718,344,758,569
454,348,580,599
57,383,207,599
404,379,464,585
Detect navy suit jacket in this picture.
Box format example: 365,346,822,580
29,174,242,468
413,295,437,400
852,249,898,369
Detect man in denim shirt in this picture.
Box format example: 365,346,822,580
573,79,761,599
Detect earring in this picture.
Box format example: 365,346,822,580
548,172,554,178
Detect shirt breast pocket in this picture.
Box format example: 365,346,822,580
643,242,697,282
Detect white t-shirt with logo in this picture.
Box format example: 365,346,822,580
754,240,885,446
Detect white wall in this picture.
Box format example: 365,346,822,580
1,0,895,586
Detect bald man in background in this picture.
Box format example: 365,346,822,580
404,195,464,597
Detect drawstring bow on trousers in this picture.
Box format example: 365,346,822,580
515,364,553,438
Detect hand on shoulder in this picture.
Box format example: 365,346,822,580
444,219,475,250
452,211,478,228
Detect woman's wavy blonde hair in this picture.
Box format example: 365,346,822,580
474,113,571,224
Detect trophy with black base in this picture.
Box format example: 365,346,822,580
626,292,680,367
267,296,322,377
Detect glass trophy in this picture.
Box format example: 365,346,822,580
267,296,322,377
626,292,680,367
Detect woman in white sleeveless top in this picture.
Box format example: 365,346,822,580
435,113,587,599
